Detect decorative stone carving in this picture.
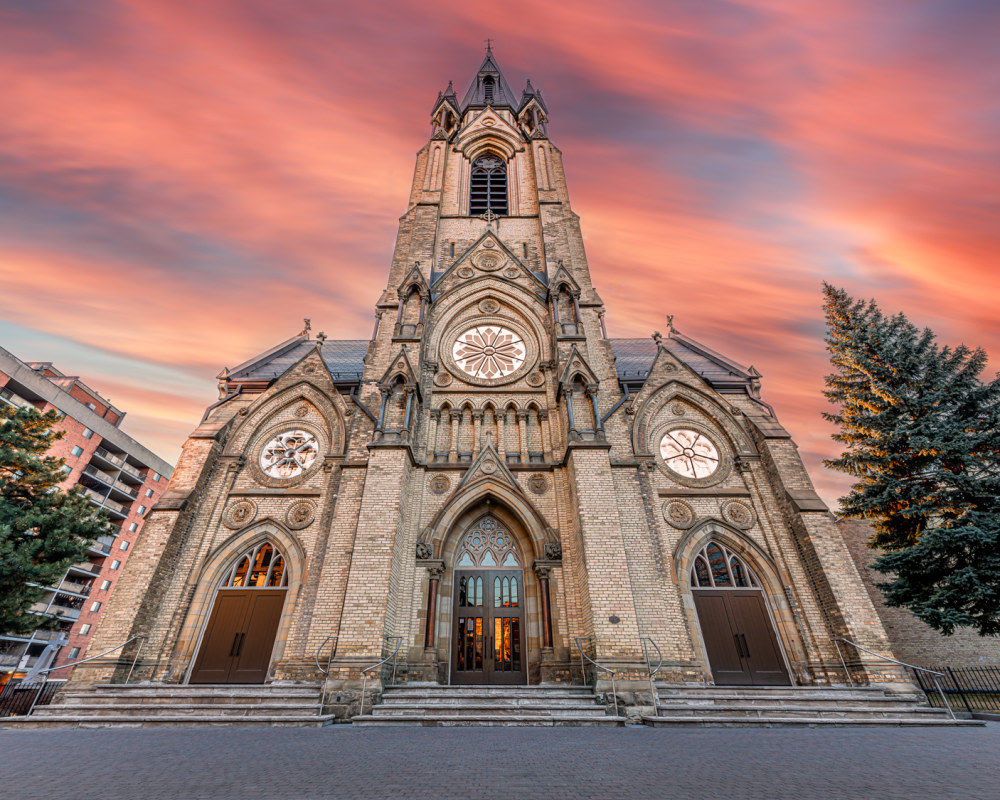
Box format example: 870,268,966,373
457,266,475,278
664,363,677,373
303,365,317,374
482,239,496,249
527,474,549,495
222,499,257,530
543,541,562,560
671,403,686,416
526,371,545,387
429,474,451,495
295,405,310,418
471,249,505,271
503,267,520,279
285,500,317,530
721,499,756,530
416,541,434,560
478,298,501,314
434,372,453,387
480,458,498,474
662,499,696,530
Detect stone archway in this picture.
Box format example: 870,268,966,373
674,521,799,686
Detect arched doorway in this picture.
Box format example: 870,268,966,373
690,542,790,686
190,542,288,684
451,516,527,685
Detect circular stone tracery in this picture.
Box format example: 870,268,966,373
659,429,720,480
452,325,526,380
259,429,319,479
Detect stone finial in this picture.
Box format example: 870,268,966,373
317,331,328,345
301,318,312,337
652,331,663,347
665,314,675,335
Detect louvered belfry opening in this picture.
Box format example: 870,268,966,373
469,155,508,216
483,75,495,103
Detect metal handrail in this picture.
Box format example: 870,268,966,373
315,635,338,716
639,636,663,715
24,634,147,716
575,636,619,717
359,636,402,716
832,637,955,720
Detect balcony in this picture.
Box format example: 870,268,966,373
57,581,92,597
82,487,128,518
82,465,139,500
87,535,115,556
67,561,102,577
0,387,34,410
92,446,124,469
119,461,143,481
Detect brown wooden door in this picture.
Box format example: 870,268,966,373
190,589,286,684
694,589,790,686
452,570,526,685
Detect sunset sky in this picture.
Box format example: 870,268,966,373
2,0,998,507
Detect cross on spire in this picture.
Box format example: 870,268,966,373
485,38,493,53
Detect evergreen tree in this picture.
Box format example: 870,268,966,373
0,404,113,635
822,284,1000,635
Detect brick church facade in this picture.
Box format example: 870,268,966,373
71,50,905,711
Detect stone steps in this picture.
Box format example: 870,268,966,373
644,685,982,728
353,685,624,728
0,683,332,729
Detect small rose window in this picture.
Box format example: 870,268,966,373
452,325,526,379
659,429,720,479
259,430,318,479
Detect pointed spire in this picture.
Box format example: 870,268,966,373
460,45,517,111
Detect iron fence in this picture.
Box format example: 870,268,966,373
0,679,65,717
913,665,1000,714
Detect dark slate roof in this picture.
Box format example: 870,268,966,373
519,79,547,113
460,50,518,111
228,339,368,384
609,337,751,390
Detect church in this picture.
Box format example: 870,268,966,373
65,49,915,722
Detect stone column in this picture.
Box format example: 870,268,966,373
472,409,484,457
449,409,460,462
534,563,553,649
424,563,444,649
497,412,506,460
517,410,529,463
426,409,440,461
539,410,553,461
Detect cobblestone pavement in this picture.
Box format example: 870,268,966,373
2,724,998,800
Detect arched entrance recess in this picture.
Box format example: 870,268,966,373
451,515,527,685
689,541,790,686
190,542,288,684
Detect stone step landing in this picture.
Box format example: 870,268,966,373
352,685,623,727
0,683,334,729
644,685,982,728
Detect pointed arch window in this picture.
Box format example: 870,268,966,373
455,516,521,568
690,542,758,589
470,155,508,216
222,542,288,588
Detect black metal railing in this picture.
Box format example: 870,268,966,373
913,665,1000,714
0,679,64,717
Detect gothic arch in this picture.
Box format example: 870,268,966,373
673,519,804,682
226,378,346,458
423,478,554,562
631,380,756,459
175,520,308,683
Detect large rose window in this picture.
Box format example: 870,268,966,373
451,325,526,380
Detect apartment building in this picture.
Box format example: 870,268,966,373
0,345,173,680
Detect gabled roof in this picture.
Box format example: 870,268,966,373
518,79,547,113
609,335,751,392
460,49,518,111
227,339,369,385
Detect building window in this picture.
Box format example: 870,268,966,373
120,540,129,551
82,427,93,439
138,505,147,516
153,472,161,482
68,647,80,660
469,155,508,216
100,580,111,591
110,560,121,570
86,402,96,410
145,488,154,498
90,601,102,613
61,464,72,475
71,445,83,457
129,522,138,533
80,623,91,635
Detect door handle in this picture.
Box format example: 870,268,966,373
229,633,241,657
741,634,750,659
234,632,246,658
733,633,744,658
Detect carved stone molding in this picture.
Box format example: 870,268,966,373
222,499,257,530
662,499,696,530
285,500,317,530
